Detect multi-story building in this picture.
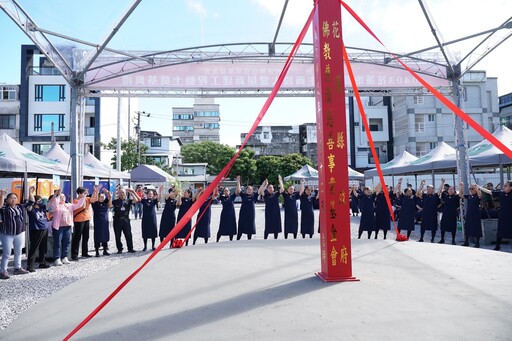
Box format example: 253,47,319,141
499,92,512,129
299,123,318,165
172,98,220,144
0,84,20,139
392,70,499,157
140,130,182,168
19,45,136,161
240,125,300,157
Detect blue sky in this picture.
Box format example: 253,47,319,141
1,0,511,146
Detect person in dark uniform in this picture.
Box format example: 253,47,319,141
480,180,512,251
259,179,282,239
237,177,258,240
193,187,216,245
280,175,299,239
26,190,51,272
299,179,315,239
438,181,460,245
90,186,113,257
460,182,483,248
159,188,178,247
176,189,195,246
350,185,360,217
415,191,424,225
140,187,161,251
395,178,417,239
417,180,442,243
354,186,375,239
112,187,140,254
374,183,391,239
217,185,238,242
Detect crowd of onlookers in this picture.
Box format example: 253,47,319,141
1,177,510,280
350,178,512,249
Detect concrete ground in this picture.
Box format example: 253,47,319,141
3,233,512,340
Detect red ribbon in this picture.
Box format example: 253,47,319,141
340,0,512,160
64,8,315,340
342,41,403,239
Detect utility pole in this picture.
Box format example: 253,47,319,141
134,111,150,166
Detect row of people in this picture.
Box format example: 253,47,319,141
353,178,512,249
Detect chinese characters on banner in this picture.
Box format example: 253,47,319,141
313,0,357,282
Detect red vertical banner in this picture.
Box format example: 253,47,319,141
313,0,357,282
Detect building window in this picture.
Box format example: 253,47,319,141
173,114,194,120
428,114,435,122
183,167,195,175
194,111,219,117
429,142,437,149
150,138,161,147
34,114,65,132
204,123,219,129
1,86,17,100
369,118,383,131
35,85,66,102
0,114,15,129
415,115,425,133
85,97,96,106
413,95,424,105
32,144,52,155
263,132,270,139
173,126,194,131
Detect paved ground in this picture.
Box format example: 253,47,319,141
1,204,511,340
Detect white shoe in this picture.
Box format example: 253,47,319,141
61,257,70,265
53,259,63,266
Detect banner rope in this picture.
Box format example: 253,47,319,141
63,7,315,340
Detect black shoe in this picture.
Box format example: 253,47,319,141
438,239,445,244
117,250,123,254
493,245,501,251
474,243,480,248
27,266,36,273
82,254,92,258
461,242,469,247
128,249,136,253
38,263,50,269
451,240,456,245
70,257,79,262
103,250,110,256
418,239,424,242
152,247,156,251
142,247,147,251
96,252,100,257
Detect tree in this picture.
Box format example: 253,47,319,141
255,155,281,186
278,154,315,180
230,148,257,185
101,137,148,171
181,141,234,174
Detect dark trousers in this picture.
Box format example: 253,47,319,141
27,229,48,267
71,220,90,258
114,219,134,252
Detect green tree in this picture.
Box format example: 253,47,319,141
277,153,315,180
101,137,148,171
181,141,235,175
255,155,280,186
230,148,257,185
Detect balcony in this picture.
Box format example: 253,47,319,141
85,127,95,136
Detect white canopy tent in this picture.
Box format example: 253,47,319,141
398,142,456,174
0,133,69,177
284,164,364,181
83,151,130,180
364,150,418,177
43,144,108,178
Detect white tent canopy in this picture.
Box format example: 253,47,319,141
284,164,364,181
0,133,69,176
364,150,418,177
83,151,130,180
399,141,456,174
43,144,102,178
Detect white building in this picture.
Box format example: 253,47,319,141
140,130,182,168
172,98,220,144
0,84,20,139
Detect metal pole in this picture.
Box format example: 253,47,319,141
116,96,122,171
70,85,84,198
136,111,141,166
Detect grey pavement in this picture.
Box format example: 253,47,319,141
2,205,512,340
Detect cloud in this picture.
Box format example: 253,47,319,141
186,0,208,17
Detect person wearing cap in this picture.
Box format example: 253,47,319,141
459,182,482,247
417,180,442,243
26,191,51,272
479,180,512,251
